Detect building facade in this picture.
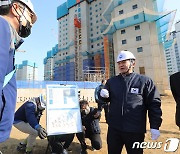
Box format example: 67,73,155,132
175,21,180,71
44,0,175,93
44,45,58,80
164,21,180,76
16,60,38,81
101,0,176,93
54,0,110,81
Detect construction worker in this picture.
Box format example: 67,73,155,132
13,95,47,154
94,79,109,123
48,133,75,154
0,0,37,143
76,100,102,154
170,72,180,129
100,50,162,154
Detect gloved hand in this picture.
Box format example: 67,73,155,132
94,111,101,118
150,129,160,140
36,126,47,139
100,89,109,98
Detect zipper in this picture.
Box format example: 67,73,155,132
121,73,137,116
121,81,125,116
121,76,126,116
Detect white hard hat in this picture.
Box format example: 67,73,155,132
0,0,11,6
15,0,37,24
117,50,136,63
0,0,37,24
16,0,37,24
39,94,46,109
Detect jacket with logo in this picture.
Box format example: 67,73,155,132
0,16,23,142
102,73,162,133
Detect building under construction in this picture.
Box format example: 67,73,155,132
53,0,112,82
44,0,176,93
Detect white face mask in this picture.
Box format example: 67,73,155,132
84,106,90,114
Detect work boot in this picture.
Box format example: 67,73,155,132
80,149,88,154
17,142,26,152
25,150,33,154
25,151,33,154
91,147,96,151
67,147,72,152
62,149,68,154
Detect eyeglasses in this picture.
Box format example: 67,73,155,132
25,8,34,20
19,5,34,21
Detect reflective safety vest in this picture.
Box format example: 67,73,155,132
3,69,16,87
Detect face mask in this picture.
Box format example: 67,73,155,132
18,20,32,38
84,106,90,114
12,4,32,38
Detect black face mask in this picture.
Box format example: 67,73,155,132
18,20,32,38
12,5,32,38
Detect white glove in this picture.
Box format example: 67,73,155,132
150,129,160,140
100,89,109,98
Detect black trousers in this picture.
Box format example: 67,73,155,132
48,133,75,153
107,127,145,154
76,131,102,150
98,103,109,123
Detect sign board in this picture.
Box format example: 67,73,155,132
46,84,82,135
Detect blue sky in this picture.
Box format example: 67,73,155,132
15,0,180,80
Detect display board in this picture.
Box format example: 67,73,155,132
46,84,82,135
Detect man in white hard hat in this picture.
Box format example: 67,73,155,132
0,0,37,142
100,50,162,154
13,94,47,154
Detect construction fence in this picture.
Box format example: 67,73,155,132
16,81,101,103
17,80,100,89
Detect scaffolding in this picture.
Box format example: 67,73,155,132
103,36,110,79
108,36,115,77
74,13,82,81
83,66,106,82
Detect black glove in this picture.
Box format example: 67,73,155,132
36,126,47,139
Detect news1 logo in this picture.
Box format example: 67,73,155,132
132,138,180,152
164,138,179,152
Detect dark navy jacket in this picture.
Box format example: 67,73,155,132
14,99,42,129
81,107,101,134
0,16,23,142
170,72,180,127
102,73,162,133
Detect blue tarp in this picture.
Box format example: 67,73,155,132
17,81,101,89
